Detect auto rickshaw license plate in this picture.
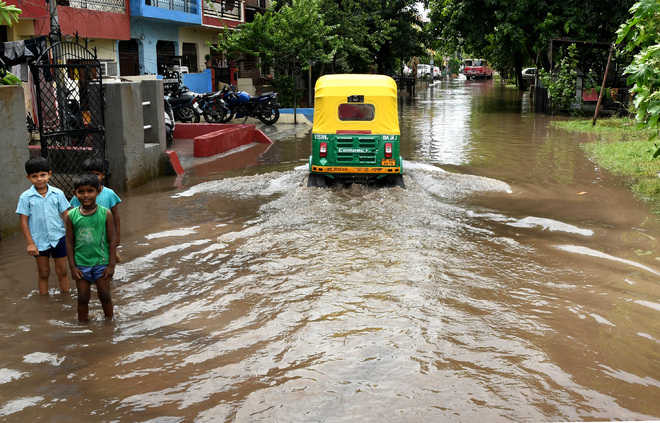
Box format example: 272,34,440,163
381,159,396,166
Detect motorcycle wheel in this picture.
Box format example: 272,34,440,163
221,111,235,123
204,103,231,123
177,106,195,122
258,107,280,125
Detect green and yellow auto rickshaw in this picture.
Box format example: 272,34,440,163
308,74,404,187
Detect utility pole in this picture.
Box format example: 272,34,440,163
48,0,61,43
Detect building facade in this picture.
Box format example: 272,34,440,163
3,0,267,81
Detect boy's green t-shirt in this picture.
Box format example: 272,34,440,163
69,206,109,267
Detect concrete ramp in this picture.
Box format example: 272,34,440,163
167,123,274,176
174,123,273,157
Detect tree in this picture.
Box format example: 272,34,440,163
212,0,337,106
1,1,22,86
616,0,660,153
317,0,425,74
429,0,635,89
0,0,21,26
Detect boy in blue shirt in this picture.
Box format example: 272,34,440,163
69,158,121,261
16,157,71,295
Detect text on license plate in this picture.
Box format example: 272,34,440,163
381,159,396,166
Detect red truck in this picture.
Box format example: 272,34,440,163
463,59,494,80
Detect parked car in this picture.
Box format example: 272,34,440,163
463,59,493,80
402,65,412,76
417,64,433,79
522,67,536,81
433,66,440,79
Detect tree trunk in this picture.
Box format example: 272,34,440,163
514,54,524,91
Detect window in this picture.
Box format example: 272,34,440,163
182,42,198,73
338,104,375,121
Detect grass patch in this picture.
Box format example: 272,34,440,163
552,117,655,142
554,117,660,212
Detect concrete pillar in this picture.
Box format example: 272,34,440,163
141,79,166,149
104,81,145,192
0,86,30,237
104,81,167,192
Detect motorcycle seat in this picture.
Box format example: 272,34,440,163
253,93,274,101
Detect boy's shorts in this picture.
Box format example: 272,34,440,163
38,236,67,259
78,265,107,283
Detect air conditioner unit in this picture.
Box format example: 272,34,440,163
100,61,119,77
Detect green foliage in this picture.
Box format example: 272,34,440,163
0,1,22,86
539,44,579,113
0,0,21,26
447,57,460,75
616,0,660,157
212,0,337,75
429,0,635,88
213,0,426,78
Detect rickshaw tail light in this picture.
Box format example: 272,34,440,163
385,142,392,158
320,142,327,157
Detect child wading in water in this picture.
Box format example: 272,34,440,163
69,158,121,262
16,157,71,295
65,174,117,322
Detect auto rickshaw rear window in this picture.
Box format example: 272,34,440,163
338,104,375,121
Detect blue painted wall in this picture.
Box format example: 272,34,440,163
182,69,213,93
131,19,180,74
131,0,201,24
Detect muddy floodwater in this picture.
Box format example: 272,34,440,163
1,79,659,422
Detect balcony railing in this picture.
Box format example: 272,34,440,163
57,0,125,13
204,0,241,21
244,0,265,9
146,0,198,14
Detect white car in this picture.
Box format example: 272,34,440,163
522,67,536,81
417,64,432,78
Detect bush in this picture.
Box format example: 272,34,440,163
539,44,579,113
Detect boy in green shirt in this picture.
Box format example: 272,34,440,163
65,174,117,322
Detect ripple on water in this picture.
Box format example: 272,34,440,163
0,397,44,417
22,352,64,366
0,368,26,384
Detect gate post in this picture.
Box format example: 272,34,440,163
104,81,144,192
141,79,166,149
0,86,30,237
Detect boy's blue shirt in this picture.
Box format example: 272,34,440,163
16,184,70,251
70,186,121,209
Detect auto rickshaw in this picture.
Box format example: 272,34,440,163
308,74,404,187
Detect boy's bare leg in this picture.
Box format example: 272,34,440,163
96,278,113,320
35,256,50,295
53,257,70,294
76,279,91,322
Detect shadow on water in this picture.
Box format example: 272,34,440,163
0,78,659,421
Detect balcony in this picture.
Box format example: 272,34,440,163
57,0,125,13
244,0,265,9
146,0,198,14
204,0,241,21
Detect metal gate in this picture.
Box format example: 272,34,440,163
30,39,104,195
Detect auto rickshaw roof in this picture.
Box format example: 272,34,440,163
313,74,399,135
314,74,398,98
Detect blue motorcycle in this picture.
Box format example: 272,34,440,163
220,85,280,125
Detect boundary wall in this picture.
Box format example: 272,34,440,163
0,86,30,237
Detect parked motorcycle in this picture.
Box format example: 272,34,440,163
164,98,175,148
164,85,200,123
192,91,231,123
220,85,280,125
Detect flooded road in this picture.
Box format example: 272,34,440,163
1,79,659,421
